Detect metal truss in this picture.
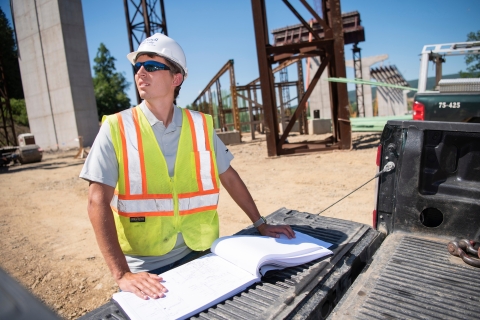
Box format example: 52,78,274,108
191,58,306,141
352,44,364,117
123,0,168,104
191,60,240,133
251,0,357,156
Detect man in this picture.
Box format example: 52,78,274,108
80,33,294,300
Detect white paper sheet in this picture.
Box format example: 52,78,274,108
113,253,258,320
211,231,333,277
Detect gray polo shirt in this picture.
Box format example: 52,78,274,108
80,102,233,273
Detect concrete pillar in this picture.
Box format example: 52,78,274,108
13,0,98,150
345,54,388,117
308,56,331,121
376,87,409,116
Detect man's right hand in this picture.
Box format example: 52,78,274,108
87,182,168,300
117,271,168,300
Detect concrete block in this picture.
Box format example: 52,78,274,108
279,121,299,134
308,119,331,134
217,131,241,145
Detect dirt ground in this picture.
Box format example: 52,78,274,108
0,132,381,319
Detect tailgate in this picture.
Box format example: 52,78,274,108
80,208,383,320
329,233,480,319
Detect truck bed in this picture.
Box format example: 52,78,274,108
80,208,384,320
329,233,480,319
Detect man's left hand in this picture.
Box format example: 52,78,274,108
257,223,295,239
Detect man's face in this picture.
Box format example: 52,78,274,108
134,55,181,101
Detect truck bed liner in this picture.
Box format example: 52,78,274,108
329,233,480,319
80,208,384,320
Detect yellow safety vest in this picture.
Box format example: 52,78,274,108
106,106,220,256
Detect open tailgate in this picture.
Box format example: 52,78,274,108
80,208,383,319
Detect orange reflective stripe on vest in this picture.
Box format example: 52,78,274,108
185,109,218,193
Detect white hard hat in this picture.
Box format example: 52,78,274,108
127,33,188,79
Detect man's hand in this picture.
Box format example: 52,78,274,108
117,272,167,300
87,182,167,300
219,167,296,240
257,223,295,239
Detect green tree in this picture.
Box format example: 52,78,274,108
459,30,480,78
0,8,23,99
10,98,28,126
93,43,131,120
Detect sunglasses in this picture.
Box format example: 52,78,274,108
134,61,171,73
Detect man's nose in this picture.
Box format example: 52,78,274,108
136,66,147,76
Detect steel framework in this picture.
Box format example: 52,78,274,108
191,58,306,141
352,43,364,117
191,60,240,133
124,0,167,104
271,10,364,46
251,0,356,156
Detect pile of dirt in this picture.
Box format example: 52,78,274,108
0,132,380,319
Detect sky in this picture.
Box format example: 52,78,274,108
0,0,478,108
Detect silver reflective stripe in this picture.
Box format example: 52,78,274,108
120,110,143,195
189,111,206,151
111,194,118,208
199,151,214,190
189,111,214,191
111,194,174,213
178,193,219,212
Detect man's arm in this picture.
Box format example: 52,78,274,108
219,166,295,238
87,182,167,299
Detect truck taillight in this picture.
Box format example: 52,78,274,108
373,144,382,229
376,144,382,167
413,101,425,120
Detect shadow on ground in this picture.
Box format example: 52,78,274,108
352,133,382,150
0,160,84,174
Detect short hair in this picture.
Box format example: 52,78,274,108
135,52,183,104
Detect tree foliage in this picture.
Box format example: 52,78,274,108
0,8,23,99
459,30,480,78
92,43,131,120
10,98,28,126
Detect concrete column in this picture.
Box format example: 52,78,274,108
308,56,331,120
345,54,388,117
13,0,98,150
376,87,408,116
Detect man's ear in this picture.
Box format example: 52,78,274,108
172,73,183,86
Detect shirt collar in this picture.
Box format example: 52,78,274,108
139,101,182,128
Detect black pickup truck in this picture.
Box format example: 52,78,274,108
2,120,480,319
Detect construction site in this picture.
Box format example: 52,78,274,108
0,0,464,319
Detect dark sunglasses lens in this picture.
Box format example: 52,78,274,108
144,62,161,72
134,61,170,73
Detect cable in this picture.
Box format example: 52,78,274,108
317,161,395,215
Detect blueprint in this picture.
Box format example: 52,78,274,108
113,253,258,320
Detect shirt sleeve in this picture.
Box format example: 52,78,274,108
212,131,234,175
79,119,119,188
